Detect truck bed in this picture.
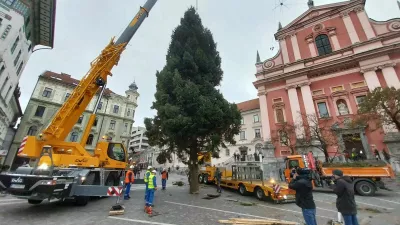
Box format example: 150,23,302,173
321,166,395,178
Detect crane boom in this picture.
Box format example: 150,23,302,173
41,0,158,142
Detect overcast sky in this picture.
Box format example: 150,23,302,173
19,0,399,127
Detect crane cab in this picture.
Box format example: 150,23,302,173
94,141,128,169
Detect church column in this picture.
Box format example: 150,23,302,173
287,86,305,138
290,33,301,61
279,37,290,64
306,35,317,57
341,10,360,44
379,63,400,89
354,6,376,40
258,90,271,141
361,67,396,133
360,67,380,91
327,28,341,51
300,83,316,116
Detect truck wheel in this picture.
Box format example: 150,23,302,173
28,199,43,205
255,187,265,201
238,184,247,196
74,173,95,206
198,174,204,184
355,181,376,196
74,196,90,206
203,174,209,184
106,172,118,186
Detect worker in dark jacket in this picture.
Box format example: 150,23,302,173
288,168,317,225
332,169,359,225
214,168,222,193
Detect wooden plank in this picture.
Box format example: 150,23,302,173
231,218,279,222
219,218,298,225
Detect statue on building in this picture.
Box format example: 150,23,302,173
276,108,284,123
337,100,349,115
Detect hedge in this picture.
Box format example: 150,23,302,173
322,161,388,168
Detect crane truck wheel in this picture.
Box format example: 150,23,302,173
203,174,209,184
28,199,43,205
238,184,248,196
74,172,95,206
355,181,376,196
198,174,204,184
255,187,266,200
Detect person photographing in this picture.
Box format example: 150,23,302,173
331,169,359,225
288,168,317,225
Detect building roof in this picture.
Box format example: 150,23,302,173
40,71,114,95
236,98,259,112
31,0,57,48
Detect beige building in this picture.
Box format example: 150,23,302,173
213,99,265,166
4,71,139,168
129,126,149,153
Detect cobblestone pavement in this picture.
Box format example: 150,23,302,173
1,174,400,225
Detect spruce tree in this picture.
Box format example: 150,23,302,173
144,7,241,193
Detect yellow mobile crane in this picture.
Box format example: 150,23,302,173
0,0,158,206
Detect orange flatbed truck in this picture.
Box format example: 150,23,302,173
284,154,395,196
199,159,296,203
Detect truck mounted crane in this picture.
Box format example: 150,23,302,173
0,0,158,206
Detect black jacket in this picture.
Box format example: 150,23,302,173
332,176,357,215
289,175,316,209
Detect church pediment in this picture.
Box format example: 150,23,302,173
277,1,357,38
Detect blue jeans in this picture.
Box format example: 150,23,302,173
146,189,155,206
144,183,148,200
342,214,359,225
124,183,131,199
216,181,221,193
162,179,167,189
302,208,317,225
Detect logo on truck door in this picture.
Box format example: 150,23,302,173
75,158,88,163
11,177,23,183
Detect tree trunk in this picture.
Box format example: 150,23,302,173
188,149,199,194
392,117,400,131
323,149,329,163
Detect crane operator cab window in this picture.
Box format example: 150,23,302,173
107,143,126,162
287,159,300,178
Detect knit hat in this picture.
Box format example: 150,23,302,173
332,169,343,177
296,168,310,175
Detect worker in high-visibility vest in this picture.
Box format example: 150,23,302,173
144,166,152,200
145,170,157,215
124,166,135,200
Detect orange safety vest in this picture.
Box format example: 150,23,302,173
125,170,134,184
161,171,168,179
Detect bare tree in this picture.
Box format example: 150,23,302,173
355,87,400,131
271,122,298,155
301,114,343,162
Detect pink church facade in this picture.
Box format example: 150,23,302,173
254,0,400,160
